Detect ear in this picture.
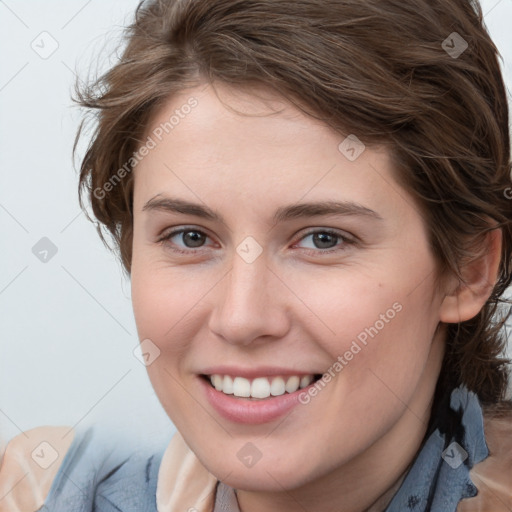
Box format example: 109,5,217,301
439,228,502,323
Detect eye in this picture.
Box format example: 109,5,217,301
157,227,355,256
157,227,213,254
293,229,354,254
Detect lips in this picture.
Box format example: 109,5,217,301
197,366,323,423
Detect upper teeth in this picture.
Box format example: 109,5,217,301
209,375,314,398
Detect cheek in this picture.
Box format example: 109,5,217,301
131,254,207,347
300,265,441,391
131,269,169,344
339,299,441,418
130,262,202,425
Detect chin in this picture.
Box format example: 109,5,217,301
221,470,303,493
202,454,320,492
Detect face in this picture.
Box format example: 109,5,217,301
130,82,448,492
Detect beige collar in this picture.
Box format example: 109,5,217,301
156,431,218,512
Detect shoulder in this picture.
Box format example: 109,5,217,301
0,425,169,512
0,426,74,512
457,401,512,511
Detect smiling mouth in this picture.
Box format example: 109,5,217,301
201,374,323,400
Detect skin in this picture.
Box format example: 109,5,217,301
130,82,501,512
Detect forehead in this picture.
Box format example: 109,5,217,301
143,82,325,153
132,82,410,228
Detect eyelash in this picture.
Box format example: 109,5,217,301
156,227,355,256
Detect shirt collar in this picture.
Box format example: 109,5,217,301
383,385,488,511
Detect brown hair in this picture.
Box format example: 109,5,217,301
75,0,512,403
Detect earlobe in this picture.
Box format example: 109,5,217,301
439,228,502,324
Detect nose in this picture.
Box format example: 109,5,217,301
207,251,291,346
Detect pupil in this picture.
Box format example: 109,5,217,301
184,231,204,247
314,232,337,249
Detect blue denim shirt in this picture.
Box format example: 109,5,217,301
39,385,488,511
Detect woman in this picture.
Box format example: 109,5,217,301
1,0,511,510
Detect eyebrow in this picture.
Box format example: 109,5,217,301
142,195,383,224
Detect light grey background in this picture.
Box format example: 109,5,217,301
1,0,511,446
